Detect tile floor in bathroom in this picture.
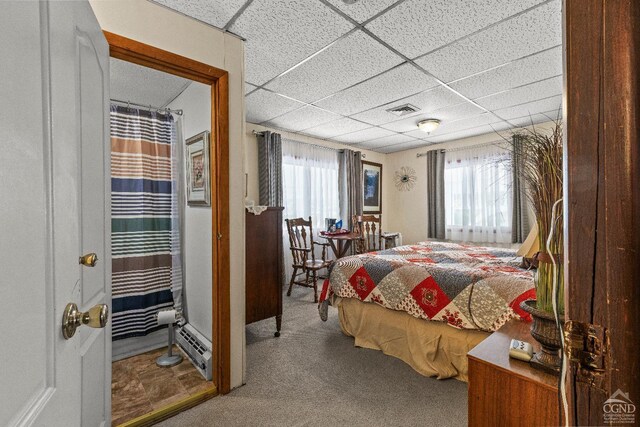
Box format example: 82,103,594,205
111,345,213,426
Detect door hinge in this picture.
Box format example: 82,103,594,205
564,320,609,390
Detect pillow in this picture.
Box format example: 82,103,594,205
516,223,539,258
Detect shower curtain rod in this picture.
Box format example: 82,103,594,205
110,98,183,116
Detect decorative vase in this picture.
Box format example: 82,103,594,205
519,300,564,374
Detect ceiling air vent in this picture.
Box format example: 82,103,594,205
386,103,420,117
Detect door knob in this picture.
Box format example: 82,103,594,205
79,253,98,267
62,303,109,339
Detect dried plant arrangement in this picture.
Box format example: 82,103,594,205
512,119,564,314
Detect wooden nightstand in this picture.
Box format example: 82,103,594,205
467,320,559,427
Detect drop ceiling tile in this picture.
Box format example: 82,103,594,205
264,105,342,132
265,30,403,103
381,102,484,132
436,113,500,133
475,76,562,110
489,121,519,133
230,0,354,85
402,86,471,110
402,113,499,139
350,85,468,126
331,127,396,144
151,0,247,29
314,63,439,116
356,133,418,148
379,140,433,153
493,95,562,120
508,109,561,127
349,106,419,127
245,89,306,124
402,129,437,140
450,46,562,99
366,0,545,59
432,100,487,119
415,1,561,82
110,58,191,108
245,83,258,95
324,0,401,23
379,115,429,133
300,117,372,139
427,124,498,143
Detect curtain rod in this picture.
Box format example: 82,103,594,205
252,130,366,158
415,139,510,158
111,98,183,116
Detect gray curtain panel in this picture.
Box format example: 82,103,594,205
258,131,283,207
426,149,445,239
511,134,530,243
339,149,363,229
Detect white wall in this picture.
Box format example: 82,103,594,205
245,122,393,230
167,82,212,341
90,0,246,389
385,124,552,244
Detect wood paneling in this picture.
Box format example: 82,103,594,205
564,0,640,424
105,32,232,395
468,321,559,427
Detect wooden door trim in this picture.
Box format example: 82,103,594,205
104,31,232,395
564,0,640,424
106,32,226,83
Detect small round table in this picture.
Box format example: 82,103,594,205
319,232,361,259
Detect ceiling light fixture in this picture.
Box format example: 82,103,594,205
417,119,441,134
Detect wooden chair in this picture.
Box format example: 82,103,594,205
285,217,332,302
352,214,398,254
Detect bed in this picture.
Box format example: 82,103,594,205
319,241,535,381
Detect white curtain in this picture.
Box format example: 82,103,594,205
444,144,512,243
282,139,340,280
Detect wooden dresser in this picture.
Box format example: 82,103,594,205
468,320,559,427
245,207,284,337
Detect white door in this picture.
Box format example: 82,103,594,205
0,1,111,426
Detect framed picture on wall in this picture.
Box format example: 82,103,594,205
186,131,211,206
362,161,382,214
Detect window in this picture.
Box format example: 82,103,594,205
281,139,340,275
444,145,512,243
282,139,340,228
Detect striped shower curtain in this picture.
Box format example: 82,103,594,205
110,105,182,340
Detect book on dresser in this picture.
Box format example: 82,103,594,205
245,207,284,337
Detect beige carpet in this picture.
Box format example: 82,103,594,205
158,287,468,427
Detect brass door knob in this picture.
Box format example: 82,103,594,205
62,303,109,339
79,253,98,267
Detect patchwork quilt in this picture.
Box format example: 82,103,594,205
320,241,535,332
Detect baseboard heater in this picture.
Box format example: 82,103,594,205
175,323,213,381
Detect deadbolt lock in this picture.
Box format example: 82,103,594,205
62,303,109,339
79,253,98,267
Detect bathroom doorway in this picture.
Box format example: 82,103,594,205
106,32,230,426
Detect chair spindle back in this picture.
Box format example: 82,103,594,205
353,214,384,253
285,217,316,265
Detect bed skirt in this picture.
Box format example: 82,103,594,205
336,297,489,382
